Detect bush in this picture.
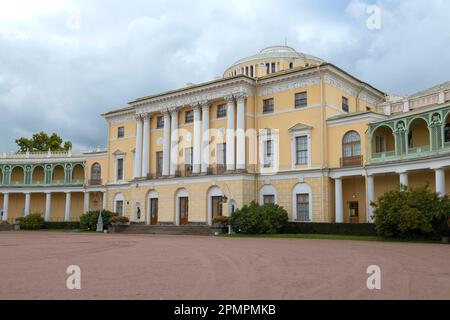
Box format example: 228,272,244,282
21,213,45,230
372,185,450,240
43,222,81,230
79,210,118,230
230,201,289,234
111,215,129,224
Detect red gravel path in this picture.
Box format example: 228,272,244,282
0,231,449,300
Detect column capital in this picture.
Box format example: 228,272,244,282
169,107,179,115
134,113,144,121
192,104,202,112
234,92,248,101
224,94,234,104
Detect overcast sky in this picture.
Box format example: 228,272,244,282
1,0,449,151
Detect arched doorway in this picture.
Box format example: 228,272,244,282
259,184,277,205
444,113,450,145
371,125,395,158
32,166,45,185
72,164,85,183
408,118,430,152
147,190,158,225
10,166,24,185
207,186,223,225
52,165,65,184
175,188,189,226
292,183,312,222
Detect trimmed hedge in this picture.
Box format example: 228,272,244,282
281,222,376,236
43,222,81,230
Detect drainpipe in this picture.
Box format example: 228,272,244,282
317,65,326,219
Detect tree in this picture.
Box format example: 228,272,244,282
15,132,72,152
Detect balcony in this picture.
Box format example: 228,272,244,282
3,179,85,187
340,155,363,167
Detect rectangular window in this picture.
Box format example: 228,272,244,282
116,200,123,216
117,127,125,138
263,98,274,114
217,104,227,118
263,195,275,205
117,158,124,180
295,92,307,108
156,151,163,176
264,139,273,168
296,193,310,222
295,136,308,165
156,116,164,129
342,96,349,112
185,110,193,124
185,147,193,174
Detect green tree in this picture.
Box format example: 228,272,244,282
15,132,72,152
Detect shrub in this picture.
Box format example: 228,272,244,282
111,215,129,224
230,201,289,234
212,216,229,225
21,213,45,230
79,210,118,230
372,185,450,240
43,222,81,230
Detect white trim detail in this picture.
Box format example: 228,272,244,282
259,184,277,204
292,183,312,222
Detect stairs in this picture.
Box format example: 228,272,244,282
108,224,226,236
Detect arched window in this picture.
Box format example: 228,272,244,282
91,163,101,180
342,131,362,167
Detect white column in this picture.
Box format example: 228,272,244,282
24,192,31,217
141,114,151,178
335,177,344,223
192,105,202,174
64,192,71,222
399,172,408,188
236,93,246,171
225,95,235,172
435,168,446,195
170,108,179,176
134,115,143,178
162,111,171,176
2,193,9,222
102,192,107,210
367,175,375,223
201,101,210,174
84,191,90,213
44,192,52,222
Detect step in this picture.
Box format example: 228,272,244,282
108,224,226,236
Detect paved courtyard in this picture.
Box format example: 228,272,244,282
0,231,449,299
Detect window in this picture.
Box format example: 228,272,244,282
263,98,274,114
266,63,270,74
156,116,164,129
117,127,125,138
289,62,293,69
296,193,310,222
349,201,359,217
217,104,227,118
271,62,276,73
185,147,193,174
217,143,226,172
295,92,307,108
342,97,349,112
91,163,101,181
264,139,273,168
115,200,124,216
295,136,308,165
375,136,386,153
263,195,275,205
156,151,163,176
343,131,361,158
445,124,450,142
185,110,193,124
116,158,124,180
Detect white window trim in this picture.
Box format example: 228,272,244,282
292,183,313,222
175,188,189,226
290,129,311,169
207,186,223,226
259,184,277,204
258,129,280,174
115,155,125,182
113,193,125,216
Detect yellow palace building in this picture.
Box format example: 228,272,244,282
1,46,450,225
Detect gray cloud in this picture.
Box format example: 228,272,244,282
0,0,449,151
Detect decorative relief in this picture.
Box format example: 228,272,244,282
257,76,320,96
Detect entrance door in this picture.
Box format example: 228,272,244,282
150,198,158,225
348,201,359,223
179,197,189,225
212,196,223,219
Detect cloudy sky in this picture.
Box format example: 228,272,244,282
1,0,449,151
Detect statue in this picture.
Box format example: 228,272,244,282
96,212,103,232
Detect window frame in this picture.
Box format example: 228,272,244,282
156,116,164,129
295,92,308,109
262,98,274,114
342,96,349,112
185,110,193,124
216,104,227,118
117,126,125,139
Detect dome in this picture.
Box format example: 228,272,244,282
224,45,324,78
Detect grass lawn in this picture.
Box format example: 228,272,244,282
223,233,444,244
